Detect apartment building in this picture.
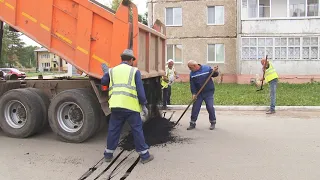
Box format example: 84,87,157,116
238,0,320,83
148,0,237,82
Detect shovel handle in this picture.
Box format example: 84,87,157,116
174,69,217,127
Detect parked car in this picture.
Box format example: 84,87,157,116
0,68,26,79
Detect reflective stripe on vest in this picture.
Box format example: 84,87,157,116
265,62,279,83
161,65,175,89
108,64,141,112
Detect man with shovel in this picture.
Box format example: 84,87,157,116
187,60,219,130
260,58,279,114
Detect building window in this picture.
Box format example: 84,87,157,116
303,37,318,59
207,44,225,63
244,0,319,18
167,44,183,63
207,6,224,25
307,0,319,16
275,38,287,59
247,0,271,18
290,0,306,17
288,38,301,59
41,54,50,59
241,37,320,60
165,7,182,26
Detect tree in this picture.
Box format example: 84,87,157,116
18,45,37,68
139,12,148,26
2,24,25,67
111,0,121,11
111,0,148,26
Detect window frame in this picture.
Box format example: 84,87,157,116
207,44,225,63
241,36,320,61
166,44,183,64
207,6,225,25
242,0,320,20
165,7,183,27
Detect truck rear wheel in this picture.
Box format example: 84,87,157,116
25,88,50,131
48,89,101,143
0,89,43,138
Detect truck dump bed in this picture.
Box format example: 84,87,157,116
0,0,166,79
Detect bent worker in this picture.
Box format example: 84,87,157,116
187,60,219,130
101,49,154,164
161,59,179,109
260,58,279,114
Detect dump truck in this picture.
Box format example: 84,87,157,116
0,0,166,143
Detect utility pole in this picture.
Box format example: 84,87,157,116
0,21,4,62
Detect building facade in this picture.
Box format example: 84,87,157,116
34,48,68,72
148,0,238,83
238,0,320,83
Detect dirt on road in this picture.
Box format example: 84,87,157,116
1,110,320,180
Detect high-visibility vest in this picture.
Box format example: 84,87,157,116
108,64,141,112
161,65,175,89
265,62,279,83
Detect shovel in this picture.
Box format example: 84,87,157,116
174,68,217,127
257,55,268,92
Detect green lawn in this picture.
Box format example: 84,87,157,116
26,72,64,77
170,82,320,106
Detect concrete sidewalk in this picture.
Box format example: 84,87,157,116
166,105,320,111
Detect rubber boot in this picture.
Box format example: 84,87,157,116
210,123,215,130
141,154,154,164
187,123,195,130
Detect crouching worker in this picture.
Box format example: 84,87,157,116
101,49,154,164
187,60,219,130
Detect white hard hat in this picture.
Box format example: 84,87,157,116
167,59,174,63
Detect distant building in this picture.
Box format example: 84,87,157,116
238,0,320,83
34,47,68,72
148,0,320,84
148,0,237,83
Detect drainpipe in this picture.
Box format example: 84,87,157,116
148,0,154,27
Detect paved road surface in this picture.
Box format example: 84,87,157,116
0,110,320,180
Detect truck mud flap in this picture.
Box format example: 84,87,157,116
0,81,21,98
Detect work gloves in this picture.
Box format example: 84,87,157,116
101,63,109,74
142,105,148,117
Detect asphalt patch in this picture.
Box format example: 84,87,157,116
119,115,188,151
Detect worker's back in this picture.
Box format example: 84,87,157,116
108,64,141,112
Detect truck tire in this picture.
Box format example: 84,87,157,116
0,89,43,138
48,89,101,143
25,88,50,131
74,88,108,134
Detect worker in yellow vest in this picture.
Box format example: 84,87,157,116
260,58,279,114
101,49,154,164
160,59,179,109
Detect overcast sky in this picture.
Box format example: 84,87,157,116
21,0,147,46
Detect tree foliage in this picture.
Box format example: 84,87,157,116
111,0,148,26
0,24,37,68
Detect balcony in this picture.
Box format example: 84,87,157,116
241,18,320,34
241,0,320,34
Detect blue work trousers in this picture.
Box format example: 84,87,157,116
104,110,150,160
163,85,171,106
190,92,216,125
269,78,278,111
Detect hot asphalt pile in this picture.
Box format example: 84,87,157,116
119,114,188,151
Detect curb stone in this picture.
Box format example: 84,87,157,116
164,105,320,111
